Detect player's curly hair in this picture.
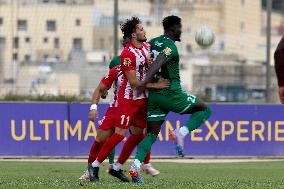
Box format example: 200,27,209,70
120,17,141,40
162,15,181,31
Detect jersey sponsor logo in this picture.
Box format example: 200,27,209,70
123,58,131,66
164,47,172,55
154,41,163,47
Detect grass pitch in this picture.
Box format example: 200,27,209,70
0,160,284,189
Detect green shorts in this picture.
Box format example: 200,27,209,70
147,90,198,122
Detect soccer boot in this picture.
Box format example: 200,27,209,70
170,129,185,158
87,164,99,182
142,163,160,176
129,163,143,183
79,169,90,180
78,169,90,186
108,166,131,182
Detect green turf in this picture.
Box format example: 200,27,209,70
0,161,284,189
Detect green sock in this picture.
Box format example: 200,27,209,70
135,133,157,163
186,107,212,132
108,148,115,164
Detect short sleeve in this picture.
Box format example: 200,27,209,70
100,67,117,88
120,50,136,72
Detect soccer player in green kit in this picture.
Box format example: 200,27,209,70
129,15,212,183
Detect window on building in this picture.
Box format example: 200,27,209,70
13,37,19,49
56,0,66,3
100,38,104,49
0,37,6,48
43,37,48,43
0,17,3,26
46,20,56,32
25,37,30,43
17,20,27,31
13,53,18,61
240,22,245,33
75,19,81,26
24,54,31,62
146,20,151,26
43,54,49,60
73,38,83,51
54,38,60,49
186,44,192,53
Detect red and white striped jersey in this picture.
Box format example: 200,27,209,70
100,65,123,107
119,42,150,100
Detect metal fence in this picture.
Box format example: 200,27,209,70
0,0,283,103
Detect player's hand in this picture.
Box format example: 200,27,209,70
88,110,98,122
155,79,170,89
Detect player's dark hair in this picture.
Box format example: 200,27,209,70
120,17,141,40
162,15,181,31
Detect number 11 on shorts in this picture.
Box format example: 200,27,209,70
121,115,130,126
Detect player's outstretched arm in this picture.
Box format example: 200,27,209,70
89,82,110,122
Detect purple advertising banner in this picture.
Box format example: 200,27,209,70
0,102,284,157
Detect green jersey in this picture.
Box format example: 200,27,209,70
149,35,181,92
109,55,120,69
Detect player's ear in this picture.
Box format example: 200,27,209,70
131,33,136,39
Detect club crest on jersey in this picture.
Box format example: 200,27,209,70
164,47,172,55
123,58,131,66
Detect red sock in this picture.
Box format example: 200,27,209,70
143,150,151,164
88,140,103,164
96,133,124,163
118,134,145,164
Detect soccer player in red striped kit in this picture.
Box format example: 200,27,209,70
87,17,169,182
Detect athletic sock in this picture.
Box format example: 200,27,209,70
88,140,103,164
108,148,115,164
133,159,142,168
135,133,157,163
117,134,145,164
112,162,122,171
96,133,124,164
179,126,189,137
186,107,212,132
143,150,151,164
92,160,101,168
